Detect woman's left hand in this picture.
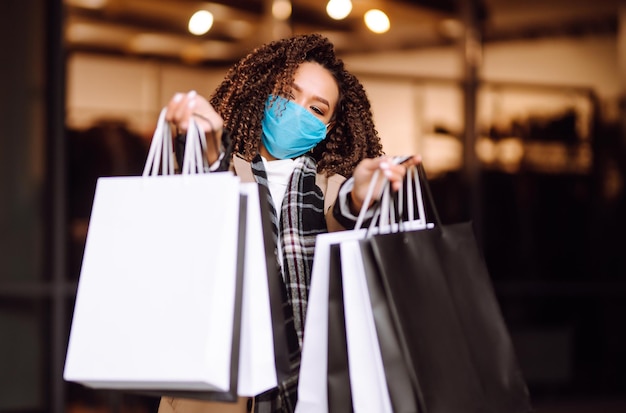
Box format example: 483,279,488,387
349,155,421,214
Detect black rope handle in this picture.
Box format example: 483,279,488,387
416,162,442,227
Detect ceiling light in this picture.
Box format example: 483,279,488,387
364,9,390,34
272,0,292,20
326,0,352,20
188,10,214,36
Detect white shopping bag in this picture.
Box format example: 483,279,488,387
237,183,281,397
295,229,365,413
63,172,243,393
297,165,387,413
339,239,393,413
64,110,286,400
297,160,430,412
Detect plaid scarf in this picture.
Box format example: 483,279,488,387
251,154,327,413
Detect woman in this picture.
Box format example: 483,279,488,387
160,33,418,413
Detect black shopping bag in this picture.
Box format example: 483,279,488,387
360,164,533,413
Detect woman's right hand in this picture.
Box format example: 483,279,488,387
350,155,421,214
165,90,224,164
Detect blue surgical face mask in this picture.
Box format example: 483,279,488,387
261,95,328,159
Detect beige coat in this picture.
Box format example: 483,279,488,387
159,154,346,413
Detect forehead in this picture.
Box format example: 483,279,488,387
293,62,339,105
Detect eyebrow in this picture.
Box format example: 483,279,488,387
292,83,331,109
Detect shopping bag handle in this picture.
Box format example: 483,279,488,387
392,164,429,232
404,165,425,226
354,169,382,231
389,163,442,231
416,163,442,227
357,160,441,236
142,108,210,177
143,107,175,176
355,155,424,231
181,117,210,175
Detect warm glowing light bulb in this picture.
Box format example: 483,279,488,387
364,9,390,34
326,0,352,20
188,10,214,36
272,0,292,20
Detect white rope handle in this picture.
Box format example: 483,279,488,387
354,169,386,231
355,156,409,233
399,167,431,231
143,108,212,177
163,116,174,176
143,107,175,177
394,164,432,231
376,180,395,235
402,165,427,229
181,117,208,175
354,156,431,236
412,165,427,227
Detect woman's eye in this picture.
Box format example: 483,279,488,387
311,106,324,115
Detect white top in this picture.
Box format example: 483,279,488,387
262,156,297,220
262,156,297,268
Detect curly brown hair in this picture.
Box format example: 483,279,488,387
209,33,383,178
